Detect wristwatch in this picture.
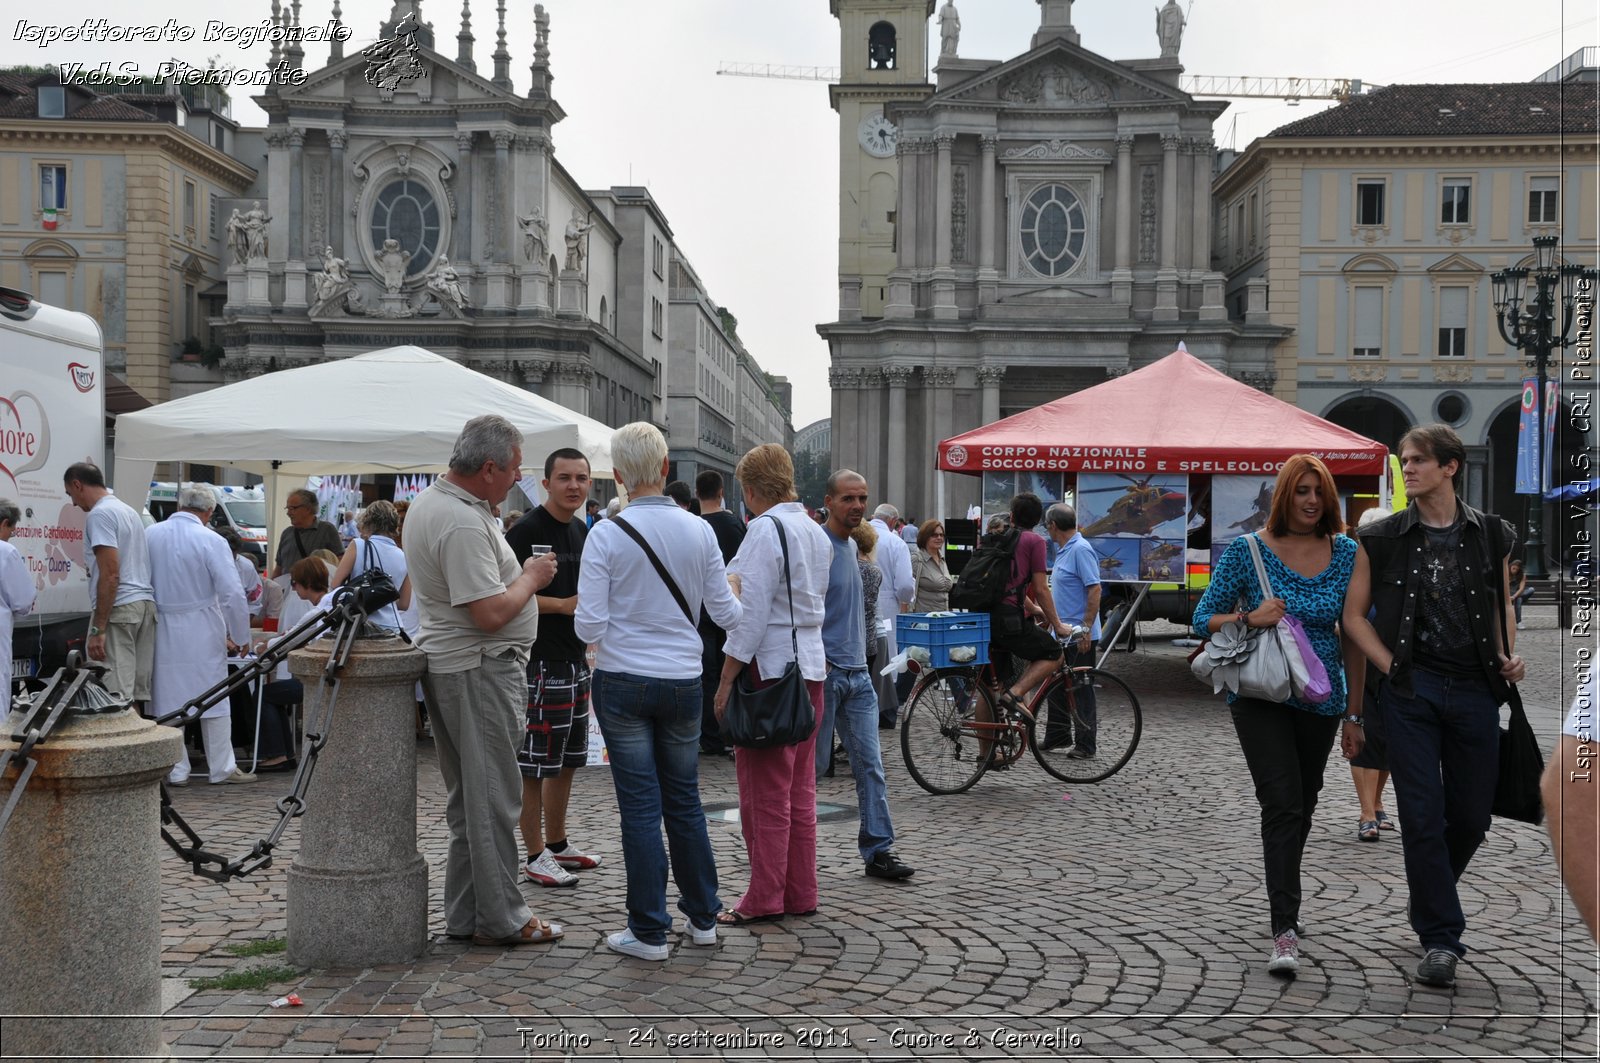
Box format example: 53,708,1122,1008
1342,715,1363,726
87,625,102,636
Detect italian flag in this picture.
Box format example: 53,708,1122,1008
41,207,57,231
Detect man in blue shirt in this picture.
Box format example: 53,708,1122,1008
817,470,913,881
1044,504,1101,756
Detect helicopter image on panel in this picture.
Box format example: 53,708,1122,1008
1140,540,1183,581
1226,481,1274,533
1099,555,1126,576
1080,474,1188,538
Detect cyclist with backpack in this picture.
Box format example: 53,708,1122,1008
952,492,1071,715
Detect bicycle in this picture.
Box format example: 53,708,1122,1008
899,636,1141,795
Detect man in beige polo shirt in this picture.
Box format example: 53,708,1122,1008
404,414,561,946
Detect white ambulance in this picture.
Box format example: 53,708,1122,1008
0,286,105,684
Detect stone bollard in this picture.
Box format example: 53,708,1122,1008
286,638,428,967
0,698,183,1061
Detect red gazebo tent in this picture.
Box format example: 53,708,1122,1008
938,348,1388,478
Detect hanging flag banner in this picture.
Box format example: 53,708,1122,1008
1515,378,1560,495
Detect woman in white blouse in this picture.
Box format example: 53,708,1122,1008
714,444,832,925
575,422,743,960
330,500,413,631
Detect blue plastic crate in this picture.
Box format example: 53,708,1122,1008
896,612,990,669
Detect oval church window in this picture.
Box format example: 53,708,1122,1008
370,179,440,277
1020,183,1086,278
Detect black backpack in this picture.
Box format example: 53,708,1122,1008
949,526,1024,612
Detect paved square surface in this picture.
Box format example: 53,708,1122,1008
126,614,1600,1058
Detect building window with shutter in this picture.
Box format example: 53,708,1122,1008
1352,286,1383,358
1355,180,1385,227
1528,176,1559,224
1440,178,1471,225
1437,286,1468,357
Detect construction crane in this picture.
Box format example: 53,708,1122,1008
715,62,1375,102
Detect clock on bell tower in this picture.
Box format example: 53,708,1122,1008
829,0,935,321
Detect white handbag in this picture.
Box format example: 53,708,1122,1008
1190,535,1309,703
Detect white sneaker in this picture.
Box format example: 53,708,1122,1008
550,843,602,870
684,922,717,947
525,849,578,888
1267,930,1299,977
606,929,669,961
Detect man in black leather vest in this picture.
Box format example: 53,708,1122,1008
1344,424,1525,990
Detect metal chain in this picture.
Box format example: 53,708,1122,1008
1,578,398,879
158,583,397,882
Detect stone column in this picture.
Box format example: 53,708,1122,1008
927,367,958,519
932,131,958,320
454,132,473,263
884,140,916,319
1113,134,1134,305
934,132,954,267
1189,137,1212,272
978,364,1005,426
1154,132,1182,322
0,702,183,1061
977,134,999,303
483,130,515,309
286,639,429,968
328,130,347,256
283,126,309,308
884,365,911,508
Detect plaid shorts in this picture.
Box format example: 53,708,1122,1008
517,659,592,779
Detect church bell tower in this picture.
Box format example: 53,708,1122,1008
830,1,935,321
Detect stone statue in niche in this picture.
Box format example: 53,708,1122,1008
1156,0,1185,59
376,238,412,293
225,209,248,266
938,1,960,58
563,210,593,274
519,209,548,264
310,246,366,316
422,256,470,316
241,200,271,262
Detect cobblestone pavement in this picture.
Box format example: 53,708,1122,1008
147,611,1597,1060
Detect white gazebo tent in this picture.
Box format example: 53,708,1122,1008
113,345,615,552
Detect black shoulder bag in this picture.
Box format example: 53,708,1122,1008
338,537,399,618
722,516,816,749
1486,513,1544,824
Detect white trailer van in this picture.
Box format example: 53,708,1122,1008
0,286,105,684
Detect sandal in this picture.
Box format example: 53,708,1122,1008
1375,810,1396,832
472,918,564,946
716,909,785,926
1358,820,1380,842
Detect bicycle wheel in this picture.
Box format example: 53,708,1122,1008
900,670,994,795
1029,667,1140,783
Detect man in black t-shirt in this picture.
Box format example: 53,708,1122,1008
695,469,745,754
505,448,603,888
1344,424,1525,990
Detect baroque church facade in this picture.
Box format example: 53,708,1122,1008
820,0,1287,519
215,0,656,420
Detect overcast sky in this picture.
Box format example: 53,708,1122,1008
5,0,1593,427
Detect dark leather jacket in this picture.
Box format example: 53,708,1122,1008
1356,501,1517,704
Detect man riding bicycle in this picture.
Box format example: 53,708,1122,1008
987,493,1072,716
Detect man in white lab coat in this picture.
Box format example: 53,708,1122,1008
147,485,255,786
0,498,39,707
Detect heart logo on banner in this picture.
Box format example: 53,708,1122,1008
0,390,51,488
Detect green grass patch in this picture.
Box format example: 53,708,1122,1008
187,965,301,992
222,938,287,958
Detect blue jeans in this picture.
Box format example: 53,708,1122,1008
1380,666,1500,956
592,670,721,945
816,666,896,862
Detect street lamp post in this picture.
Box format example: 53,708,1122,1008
1491,235,1592,580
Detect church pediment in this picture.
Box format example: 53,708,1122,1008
277,45,521,108
935,40,1188,109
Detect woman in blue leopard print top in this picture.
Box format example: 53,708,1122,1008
1193,454,1359,980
